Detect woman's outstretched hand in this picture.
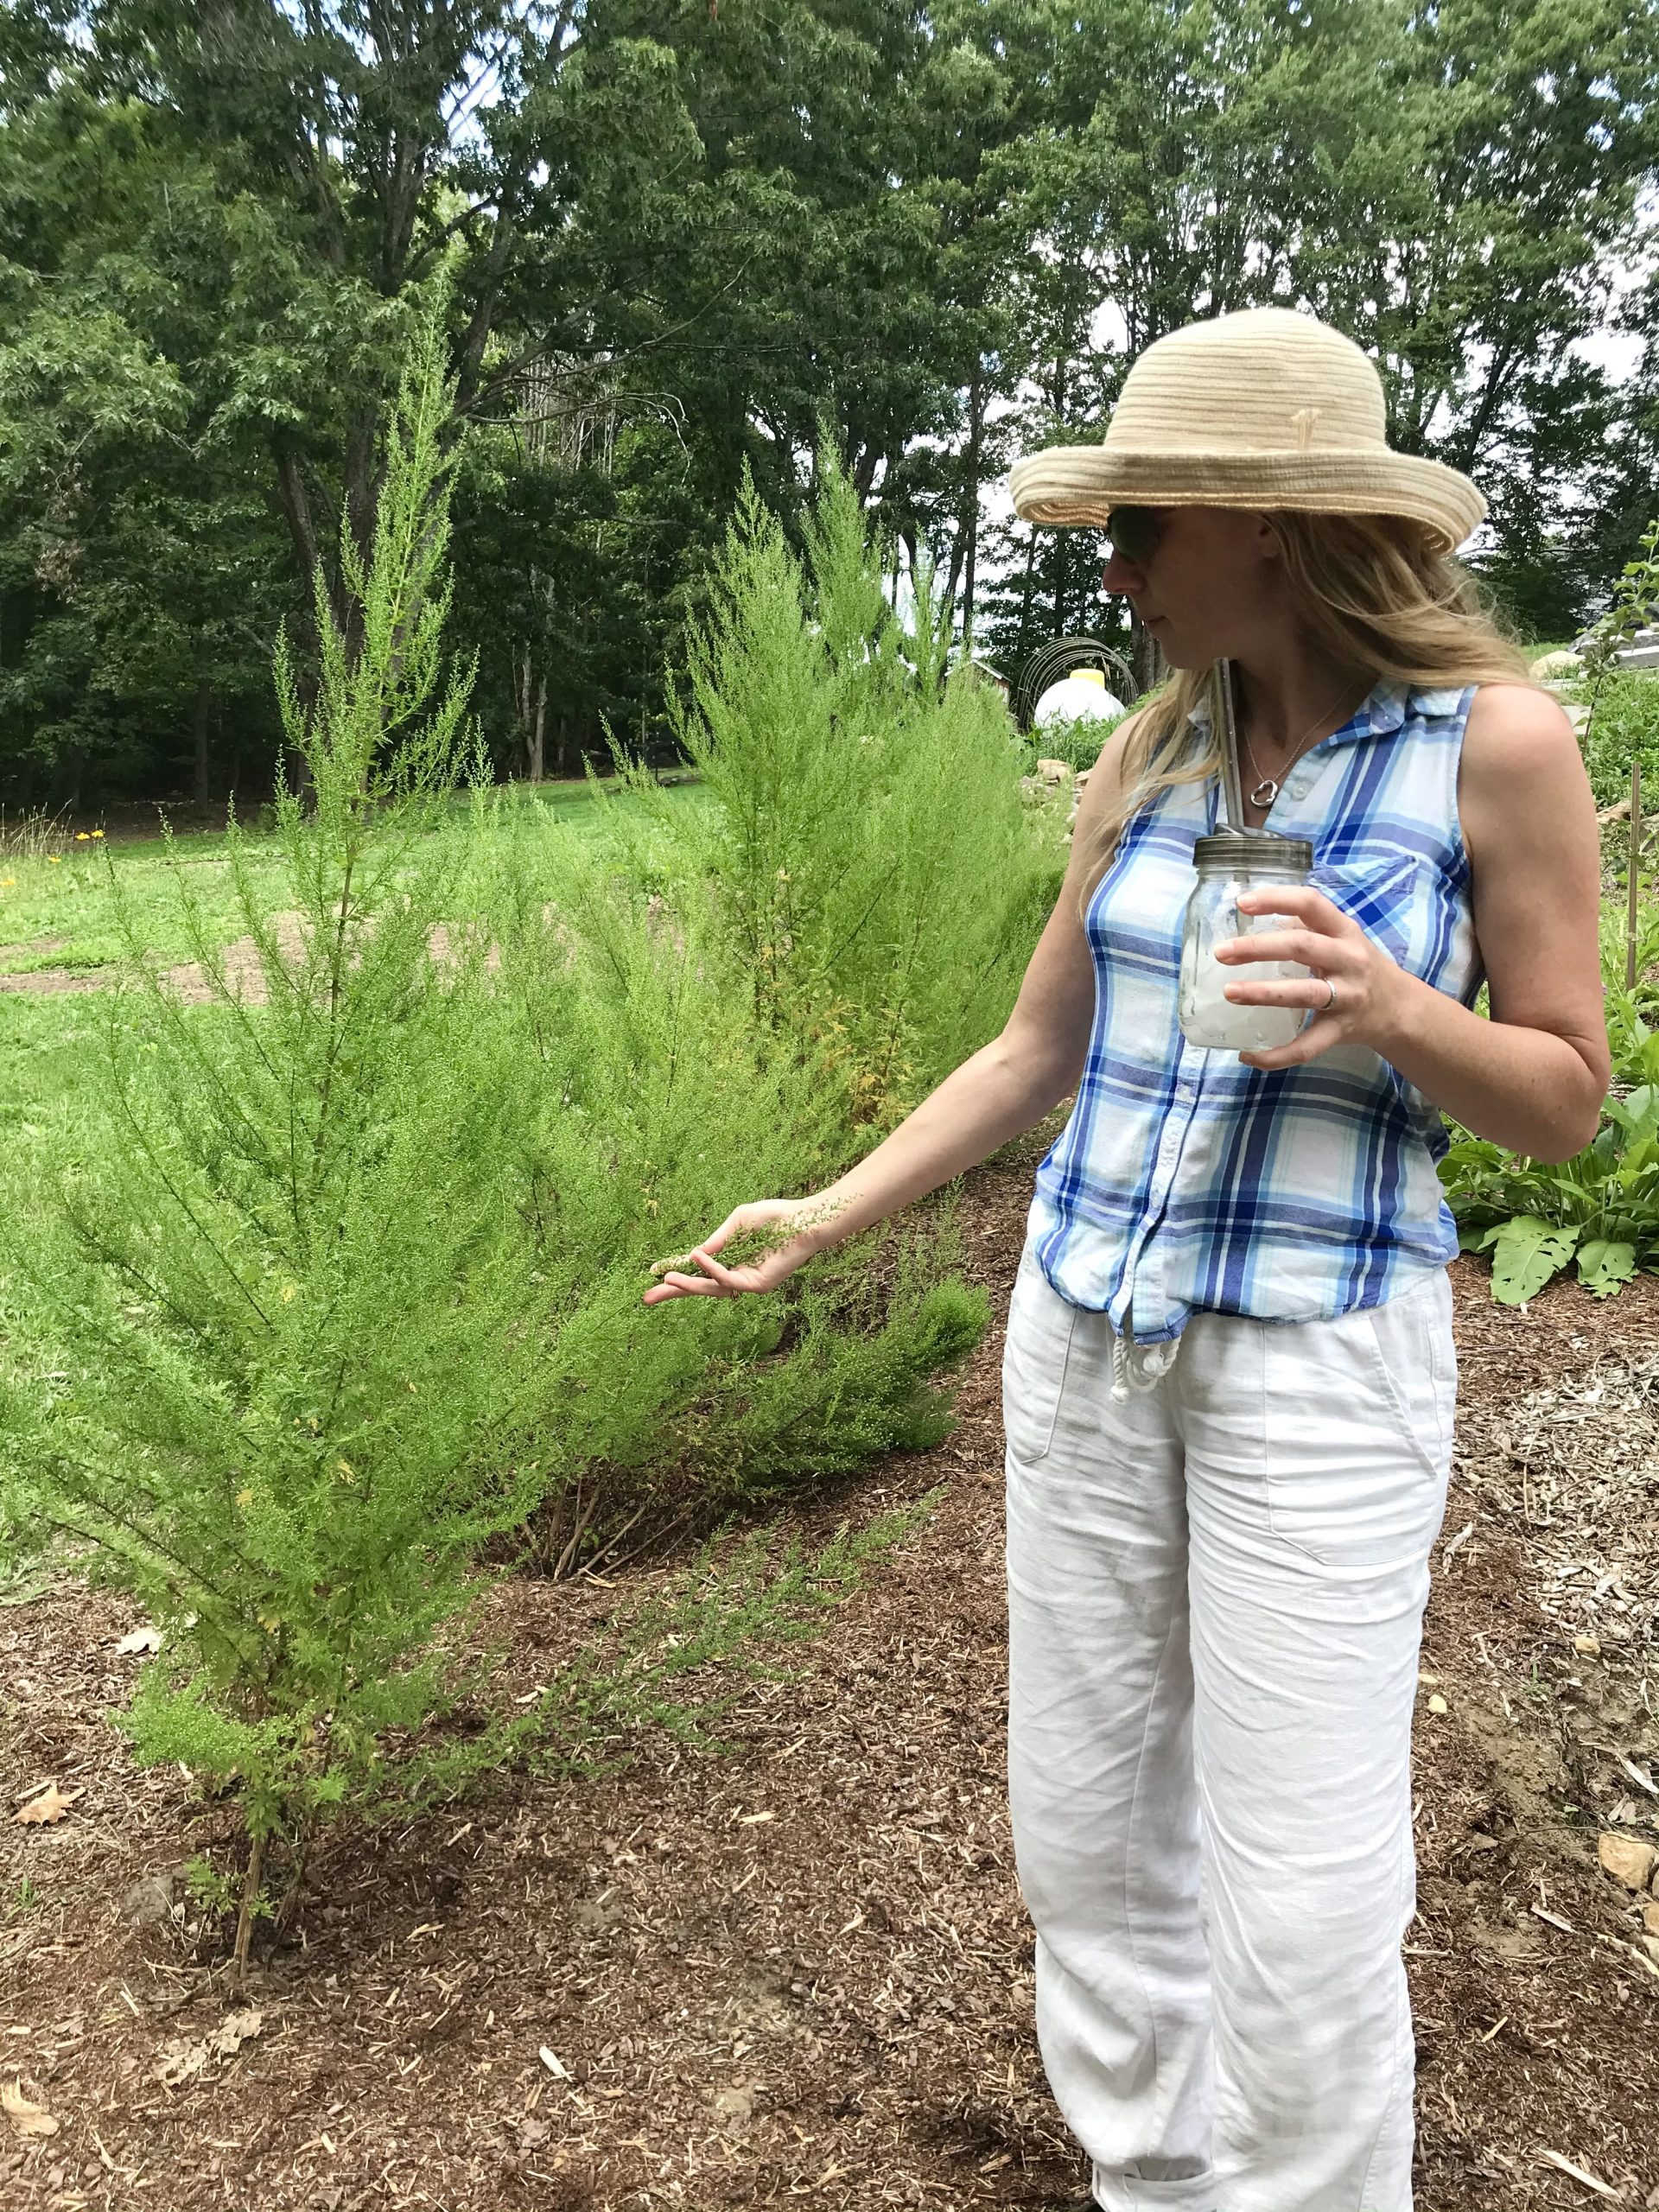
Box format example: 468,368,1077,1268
643,1197,833,1305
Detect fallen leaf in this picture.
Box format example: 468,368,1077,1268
711,2085,754,2131
1597,1832,1657,1892
2,2080,60,2139
737,1809,777,1825
537,2045,569,2079
1426,1694,1448,1716
13,1783,82,1826
115,1625,163,1656
1573,1635,1602,1658
155,2006,264,2087
1536,2146,1624,2200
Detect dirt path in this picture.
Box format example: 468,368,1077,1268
3,1159,1657,2211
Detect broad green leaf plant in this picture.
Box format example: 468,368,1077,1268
1440,1083,1659,1302
1440,518,1659,1303
1440,981,1659,1305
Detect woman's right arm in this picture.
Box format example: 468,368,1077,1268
644,721,1136,1304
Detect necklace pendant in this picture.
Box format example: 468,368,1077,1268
1249,775,1279,807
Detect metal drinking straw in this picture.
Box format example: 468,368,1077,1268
1212,658,1247,833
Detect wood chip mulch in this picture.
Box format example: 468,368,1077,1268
4,1152,1658,2211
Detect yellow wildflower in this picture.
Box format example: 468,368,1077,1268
75,831,89,842
92,829,105,839
235,1487,254,1509
48,855,61,866
280,1282,297,1303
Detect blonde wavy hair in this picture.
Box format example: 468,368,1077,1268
1076,510,1533,912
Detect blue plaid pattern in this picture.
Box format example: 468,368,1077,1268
1029,681,1481,1343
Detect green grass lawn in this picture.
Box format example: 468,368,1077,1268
0,774,709,1154
0,773,705,977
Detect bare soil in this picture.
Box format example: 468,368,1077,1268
4,1158,1658,2212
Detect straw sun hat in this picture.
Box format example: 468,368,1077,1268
1008,306,1485,553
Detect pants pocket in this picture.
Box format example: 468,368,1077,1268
1262,1274,1454,1567
1001,1248,1080,1466
1363,1268,1457,1478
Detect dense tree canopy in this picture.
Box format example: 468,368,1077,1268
2,0,1656,805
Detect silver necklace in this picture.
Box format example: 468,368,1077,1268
1241,687,1363,808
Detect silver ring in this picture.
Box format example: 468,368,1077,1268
1323,976,1338,1013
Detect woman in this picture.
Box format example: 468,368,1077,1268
645,308,1608,2211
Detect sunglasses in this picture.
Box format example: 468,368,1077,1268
1105,505,1165,564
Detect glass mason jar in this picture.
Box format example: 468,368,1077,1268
1178,832,1314,1052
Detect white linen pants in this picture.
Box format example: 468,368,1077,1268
1002,1250,1456,2212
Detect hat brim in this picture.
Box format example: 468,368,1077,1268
1007,446,1485,555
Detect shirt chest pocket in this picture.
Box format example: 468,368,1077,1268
1309,854,1437,979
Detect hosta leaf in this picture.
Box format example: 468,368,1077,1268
1577,1238,1638,1298
1479,1215,1580,1304
1608,1085,1659,1141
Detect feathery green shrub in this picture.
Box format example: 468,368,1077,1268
1573,518,1659,810
612,456,1063,1127
0,296,980,1951
1023,709,1126,776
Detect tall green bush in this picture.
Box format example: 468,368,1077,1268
0,297,982,1958
0,289,540,1953
1579,667,1659,813
474,814,988,1523
618,456,1063,1126
1573,518,1659,809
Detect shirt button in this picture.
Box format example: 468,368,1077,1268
1286,779,1310,798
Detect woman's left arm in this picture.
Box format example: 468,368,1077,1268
1219,683,1610,1161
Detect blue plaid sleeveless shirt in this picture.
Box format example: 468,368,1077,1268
1028,679,1481,1344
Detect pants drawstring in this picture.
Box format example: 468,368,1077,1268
1110,1323,1182,1403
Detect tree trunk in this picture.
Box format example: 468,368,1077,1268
943,368,984,649
515,652,549,784
271,430,324,597
529,675,546,785
1130,609,1166,696
191,677,213,815
1017,531,1039,663
233,1829,266,1988
961,369,983,653
899,524,921,607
